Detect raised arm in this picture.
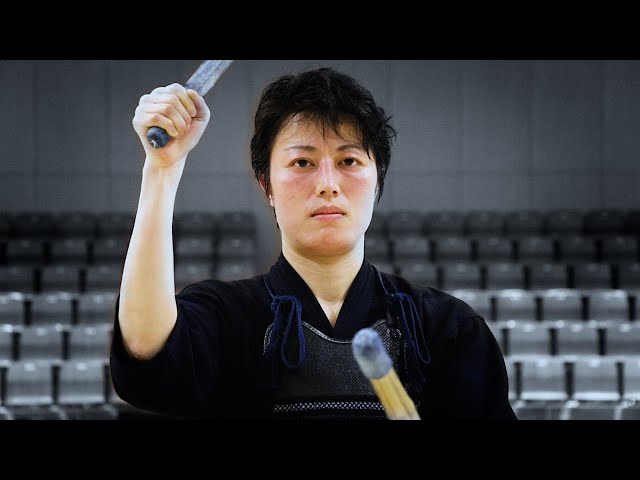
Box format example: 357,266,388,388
118,83,210,360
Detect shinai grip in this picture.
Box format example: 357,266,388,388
147,126,171,149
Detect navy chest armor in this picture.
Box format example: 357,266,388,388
262,270,430,420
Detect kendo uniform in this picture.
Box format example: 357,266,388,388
110,253,517,420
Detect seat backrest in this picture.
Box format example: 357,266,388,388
495,289,536,321
475,237,513,262
623,358,640,400
68,324,112,361
540,289,583,321
57,360,106,405
77,291,118,325
4,360,54,406
519,357,568,401
529,263,568,290
606,322,640,356
0,292,26,327
485,263,525,290
555,321,600,357
434,236,472,263
506,322,551,357
391,234,430,260
573,263,612,290
441,263,481,290
30,292,74,326
449,289,492,321
387,211,425,236
18,325,64,361
587,289,629,322
517,236,555,263
572,357,619,401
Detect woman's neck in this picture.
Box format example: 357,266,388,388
282,243,364,305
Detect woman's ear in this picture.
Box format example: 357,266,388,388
258,176,274,207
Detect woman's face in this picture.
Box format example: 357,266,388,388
268,115,378,258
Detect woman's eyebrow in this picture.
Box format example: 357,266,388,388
283,143,363,151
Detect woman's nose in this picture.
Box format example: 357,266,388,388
315,162,340,197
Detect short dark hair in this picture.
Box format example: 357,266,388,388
250,67,396,203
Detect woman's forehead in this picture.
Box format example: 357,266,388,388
275,115,362,148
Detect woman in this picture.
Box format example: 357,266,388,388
111,66,516,420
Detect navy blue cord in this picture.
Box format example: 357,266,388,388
376,269,431,386
263,276,305,370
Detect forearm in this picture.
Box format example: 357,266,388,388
118,158,186,359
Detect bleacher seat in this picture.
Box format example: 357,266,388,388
485,263,525,290
30,292,74,326
175,236,214,263
68,324,111,361
367,211,387,235
558,236,597,263
364,235,389,261
555,321,600,357
5,239,45,265
425,211,465,237
618,263,640,289
495,289,536,321
519,357,568,401
545,210,584,236
587,289,629,322
12,213,55,239
0,213,10,238
475,237,513,262
4,360,54,406
0,324,14,363
529,263,568,290
449,289,492,321
573,263,613,290
215,260,256,282
441,263,481,290
465,211,504,236
514,401,565,420
433,237,472,263
563,403,617,420
618,404,640,420
53,212,96,238
91,236,129,265
624,210,640,235
387,211,424,236
540,289,582,321
84,265,121,292
605,322,640,357
217,235,254,259
18,325,64,361
391,235,430,263
77,291,117,325
175,263,211,293
485,321,504,352
572,357,619,401
505,357,517,401
39,265,81,292
96,212,134,237
517,236,555,263
174,211,216,237
0,292,25,327
601,235,638,264
0,266,35,292
218,212,255,235
397,262,437,288
57,360,106,405
49,238,88,264
504,211,544,237
583,209,626,236
506,322,551,357
623,358,640,400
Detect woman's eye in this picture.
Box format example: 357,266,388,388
293,159,311,167
342,158,358,166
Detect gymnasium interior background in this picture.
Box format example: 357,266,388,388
0,60,638,420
